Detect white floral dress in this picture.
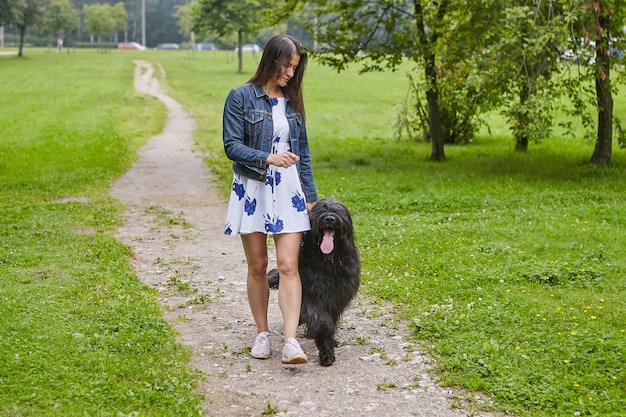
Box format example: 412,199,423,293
224,97,311,235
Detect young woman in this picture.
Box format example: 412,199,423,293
222,35,317,364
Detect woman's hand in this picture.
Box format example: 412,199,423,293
267,151,300,168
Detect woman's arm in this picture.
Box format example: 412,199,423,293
222,87,270,169
297,123,318,203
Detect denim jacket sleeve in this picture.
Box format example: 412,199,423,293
222,86,269,172
297,123,318,203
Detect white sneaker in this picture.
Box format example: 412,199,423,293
251,331,271,359
281,338,308,364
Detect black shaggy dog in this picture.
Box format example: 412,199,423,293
268,198,360,366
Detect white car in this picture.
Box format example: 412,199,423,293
235,44,262,52
118,42,146,51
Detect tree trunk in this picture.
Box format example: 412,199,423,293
424,57,445,161
237,29,243,74
18,25,25,57
589,25,613,165
414,0,445,161
515,135,529,152
515,84,529,152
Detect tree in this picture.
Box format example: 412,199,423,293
482,1,568,152
173,1,194,46
276,0,500,161
0,0,25,28
554,1,626,166
578,0,626,165
83,2,127,50
38,0,79,47
14,0,45,56
191,0,273,73
110,1,128,42
72,0,141,43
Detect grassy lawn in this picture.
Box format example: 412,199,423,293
0,49,203,416
1,48,625,417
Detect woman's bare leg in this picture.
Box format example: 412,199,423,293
241,233,270,333
273,232,303,342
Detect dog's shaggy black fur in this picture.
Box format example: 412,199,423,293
268,198,360,366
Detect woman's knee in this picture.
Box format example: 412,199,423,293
274,233,301,278
277,261,298,279
248,258,269,278
241,233,269,277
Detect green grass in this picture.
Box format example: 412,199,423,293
152,51,626,417
1,48,625,417
0,49,202,416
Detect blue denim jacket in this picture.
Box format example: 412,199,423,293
223,83,318,203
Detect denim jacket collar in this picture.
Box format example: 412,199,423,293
252,83,290,105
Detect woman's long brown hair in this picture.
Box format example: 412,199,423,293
249,34,307,120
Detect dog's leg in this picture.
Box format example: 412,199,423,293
315,331,337,366
303,304,338,366
310,315,337,366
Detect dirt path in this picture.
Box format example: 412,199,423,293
110,61,498,417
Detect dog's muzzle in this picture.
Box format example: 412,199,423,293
319,215,338,254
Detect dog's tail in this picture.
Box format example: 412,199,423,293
267,268,280,289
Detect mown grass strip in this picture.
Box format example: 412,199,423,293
0,49,202,416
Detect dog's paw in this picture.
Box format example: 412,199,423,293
319,351,335,366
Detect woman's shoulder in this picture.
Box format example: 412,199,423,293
227,84,267,106
231,83,264,96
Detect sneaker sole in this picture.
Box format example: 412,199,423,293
281,355,308,364
251,353,270,359
250,355,270,359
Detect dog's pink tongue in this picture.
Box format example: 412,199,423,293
320,230,335,254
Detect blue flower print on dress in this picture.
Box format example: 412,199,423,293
291,191,306,212
265,171,282,192
224,223,233,235
274,136,281,143
269,97,278,106
265,173,274,192
265,214,284,233
232,181,245,200
244,196,257,216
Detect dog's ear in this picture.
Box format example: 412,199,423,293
332,201,353,234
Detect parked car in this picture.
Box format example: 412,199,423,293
118,42,146,51
156,43,180,50
235,43,262,52
196,43,217,51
